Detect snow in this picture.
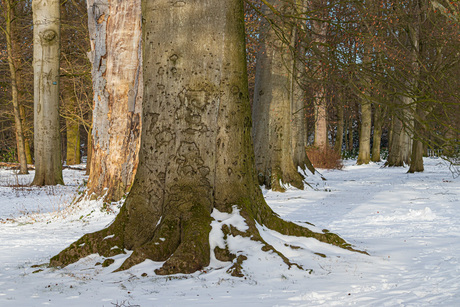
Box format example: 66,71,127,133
1,158,459,306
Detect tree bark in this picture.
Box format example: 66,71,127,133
85,126,92,175
20,105,33,165
253,0,305,191
408,111,425,173
85,0,142,201
51,0,361,276
347,116,354,152
3,0,29,174
310,0,328,152
408,0,424,173
31,0,63,185
357,101,372,165
291,0,316,175
334,98,344,155
65,120,81,165
371,105,386,162
386,115,405,166
64,88,81,165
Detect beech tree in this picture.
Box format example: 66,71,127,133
31,0,63,185
51,0,360,276
253,0,306,191
84,0,142,201
309,0,329,152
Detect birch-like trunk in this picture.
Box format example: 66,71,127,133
32,0,63,185
85,0,142,201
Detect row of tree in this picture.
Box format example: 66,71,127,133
0,0,92,176
0,0,458,276
1,0,459,192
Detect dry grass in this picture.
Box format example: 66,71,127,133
306,146,344,170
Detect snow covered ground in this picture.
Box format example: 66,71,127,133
0,158,459,306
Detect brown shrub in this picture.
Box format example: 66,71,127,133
306,146,343,170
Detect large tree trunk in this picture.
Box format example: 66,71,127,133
3,0,28,174
31,0,63,185
253,0,305,191
85,0,142,201
51,0,361,276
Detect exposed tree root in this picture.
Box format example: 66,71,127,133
50,194,366,277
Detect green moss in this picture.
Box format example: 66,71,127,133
102,258,115,267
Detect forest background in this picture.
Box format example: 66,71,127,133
0,0,459,188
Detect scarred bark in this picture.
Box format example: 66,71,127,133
51,0,364,276
85,0,142,201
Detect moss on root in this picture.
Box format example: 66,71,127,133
50,192,366,277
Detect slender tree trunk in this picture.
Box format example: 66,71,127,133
407,0,424,172
347,116,354,152
52,0,360,276
334,99,344,155
386,115,405,166
85,0,142,201
357,47,372,165
253,0,304,191
65,120,81,165
371,105,386,162
357,101,372,165
3,0,28,174
64,88,81,165
310,0,328,151
291,0,315,174
31,0,63,185
85,127,92,176
408,110,425,173
20,105,33,165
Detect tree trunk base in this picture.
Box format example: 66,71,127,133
50,197,367,276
